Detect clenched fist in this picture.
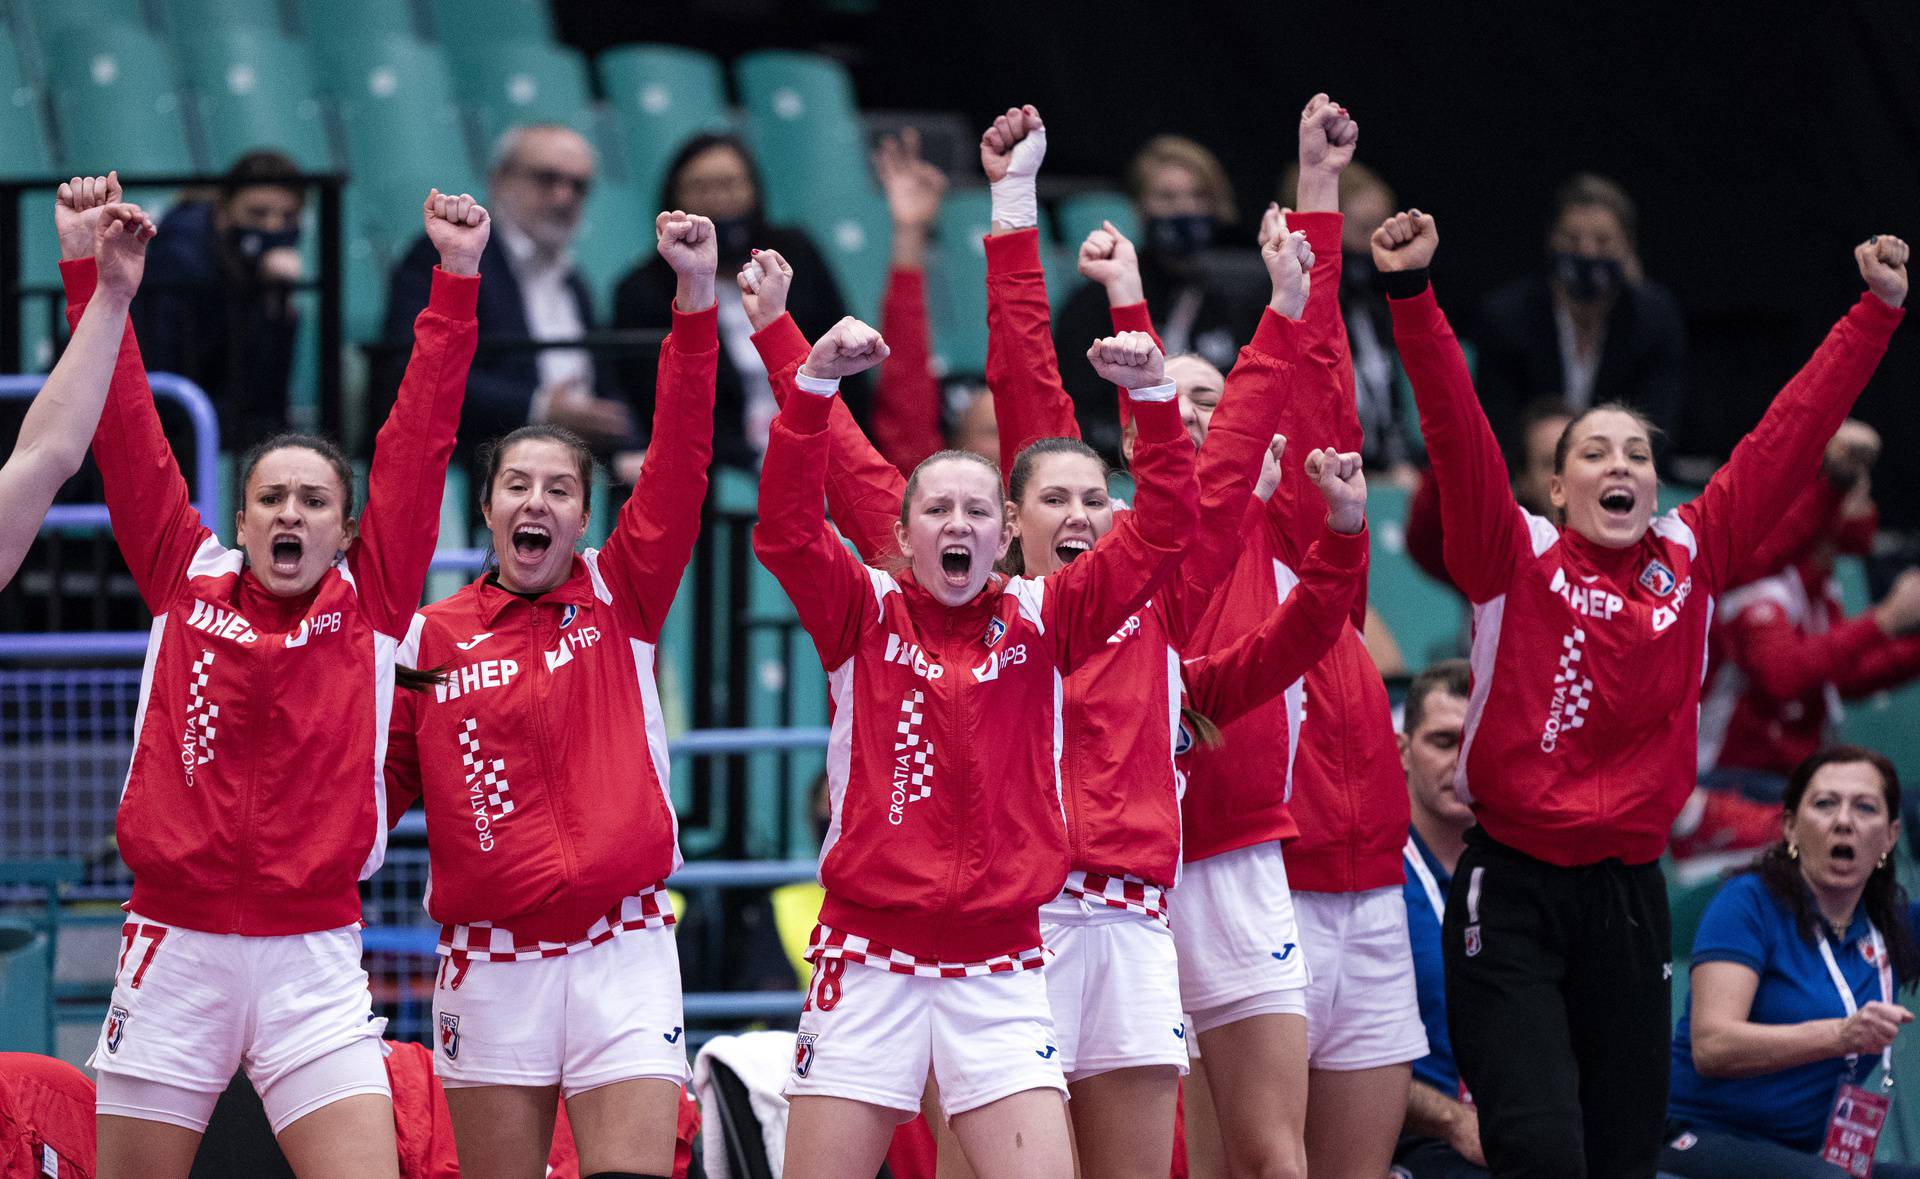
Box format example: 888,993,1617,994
424,189,490,276
1086,331,1165,390
1254,434,1289,502
1299,94,1358,177
1078,220,1143,305
94,204,158,303
739,248,794,333
657,209,718,311
980,104,1045,185
1259,204,1314,319
801,316,889,382
1305,447,1367,535
55,172,123,262
1370,210,1438,274
1857,234,1910,309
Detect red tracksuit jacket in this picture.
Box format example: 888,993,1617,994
1392,280,1902,865
64,258,476,935
751,376,1198,964
872,266,945,475
383,305,717,944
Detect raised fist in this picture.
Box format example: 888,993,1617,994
656,210,718,277
1826,418,1882,485
55,172,123,262
1857,234,1909,309
94,204,157,302
1875,568,1920,638
1078,220,1142,303
424,189,490,276
874,128,948,231
801,316,889,381
1370,210,1438,274
1299,94,1358,177
1305,447,1367,534
1254,434,1288,502
1086,331,1165,390
1260,205,1315,319
739,248,794,333
980,104,1045,185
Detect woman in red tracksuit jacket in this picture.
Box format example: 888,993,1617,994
1378,207,1907,1176
381,212,718,1179
70,184,485,1179
753,311,1198,1179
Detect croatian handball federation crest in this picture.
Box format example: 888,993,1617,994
983,617,1006,648
794,1032,817,1077
1639,559,1677,597
438,1012,461,1061
104,1005,129,1053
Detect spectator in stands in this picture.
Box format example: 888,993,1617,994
1665,746,1920,1178
614,133,860,470
868,128,950,475
383,124,637,472
1475,174,1687,458
1405,398,1572,595
1392,660,1488,1177
1056,134,1265,465
947,379,997,461
132,150,304,451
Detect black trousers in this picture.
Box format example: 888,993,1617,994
1441,827,1672,1179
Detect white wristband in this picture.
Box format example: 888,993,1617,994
1127,380,1177,403
794,371,840,397
989,125,1047,229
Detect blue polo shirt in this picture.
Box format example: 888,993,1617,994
1668,872,1888,1151
1402,829,1459,1096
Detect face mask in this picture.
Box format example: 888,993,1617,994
1552,252,1626,301
1146,213,1215,259
228,225,301,262
711,215,755,260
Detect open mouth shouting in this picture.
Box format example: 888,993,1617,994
270,532,304,576
1054,537,1091,566
1829,839,1858,867
511,523,553,564
1598,485,1637,521
939,544,973,586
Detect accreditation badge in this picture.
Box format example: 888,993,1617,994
1821,1081,1890,1177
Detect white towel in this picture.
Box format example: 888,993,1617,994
692,1030,800,1179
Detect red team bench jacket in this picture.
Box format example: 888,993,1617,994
751,376,1198,965
1391,281,1902,865
63,257,477,936
384,304,718,945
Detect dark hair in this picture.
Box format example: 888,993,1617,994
1744,745,1919,987
1551,172,1639,250
657,132,762,222
237,433,356,517
477,425,594,516
1550,402,1663,475
1404,659,1471,736
1001,437,1108,575
219,149,303,201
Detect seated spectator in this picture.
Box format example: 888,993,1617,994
1405,398,1572,595
945,376,997,461
614,133,861,470
382,124,636,471
1665,746,1920,1178
1055,134,1263,464
1476,174,1686,458
132,150,304,450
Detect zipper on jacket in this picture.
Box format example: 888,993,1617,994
527,601,578,888
941,611,968,922
232,639,269,933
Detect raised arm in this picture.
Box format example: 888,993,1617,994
1042,335,1199,671
2,188,151,590
1380,211,1531,603
596,211,720,637
1739,420,1881,585
870,129,948,475
349,191,485,637
1680,238,1907,591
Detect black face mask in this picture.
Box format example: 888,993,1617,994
711,215,756,260
227,225,301,264
1146,213,1215,259
1552,252,1626,301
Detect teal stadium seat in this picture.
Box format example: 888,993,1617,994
0,26,53,176
292,0,421,48
1053,190,1138,256
321,37,477,199
157,0,288,39
22,0,147,42
447,38,595,147
45,24,194,173
430,0,556,52
597,44,728,206
1366,481,1467,672
928,188,993,375
174,28,331,170
734,50,863,226
569,178,647,314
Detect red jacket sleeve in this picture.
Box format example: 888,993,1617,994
1162,309,1301,640
753,314,905,563
1182,524,1369,727
752,386,880,671
1105,299,1162,436
384,676,424,830
873,267,945,475
62,258,208,612
1405,469,1459,594
349,267,480,637
597,303,718,639
1837,631,1920,698
986,229,1081,478
1678,293,1903,592
1728,598,1888,703
1040,394,1198,673
1390,282,1530,604
1726,473,1846,590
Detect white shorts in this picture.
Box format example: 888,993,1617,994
1169,842,1312,1019
433,923,688,1097
1040,900,1189,1083
784,959,1067,1118
1294,887,1428,1071
89,914,388,1133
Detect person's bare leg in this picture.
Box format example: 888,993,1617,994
276,1093,402,1179
924,1072,980,1179
96,1115,202,1179
565,1077,682,1177
783,1094,898,1179
1181,1058,1228,1179
1303,1064,1411,1179
948,1087,1074,1179
444,1084,561,1179
1195,1014,1308,1179
1067,1065,1178,1179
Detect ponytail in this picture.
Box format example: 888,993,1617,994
395,664,449,693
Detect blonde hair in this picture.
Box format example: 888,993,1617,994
1127,135,1236,224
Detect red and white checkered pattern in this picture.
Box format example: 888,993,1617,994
455,717,514,817
437,882,674,964
185,650,218,766
1062,870,1168,926
807,922,1051,978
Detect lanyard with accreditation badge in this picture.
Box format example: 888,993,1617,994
1818,924,1894,1177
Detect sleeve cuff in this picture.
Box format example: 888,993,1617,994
669,302,719,352
1288,210,1344,262
888,267,926,300
1856,289,1907,333
1381,268,1433,301
1249,306,1301,357
1110,301,1155,334
427,267,481,320
1319,522,1370,563
780,376,836,432
1129,395,1183,441
794,371,840,397
983,227,1045,275
1127,380,1177,403
751,312,811,373
59,257,98,307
